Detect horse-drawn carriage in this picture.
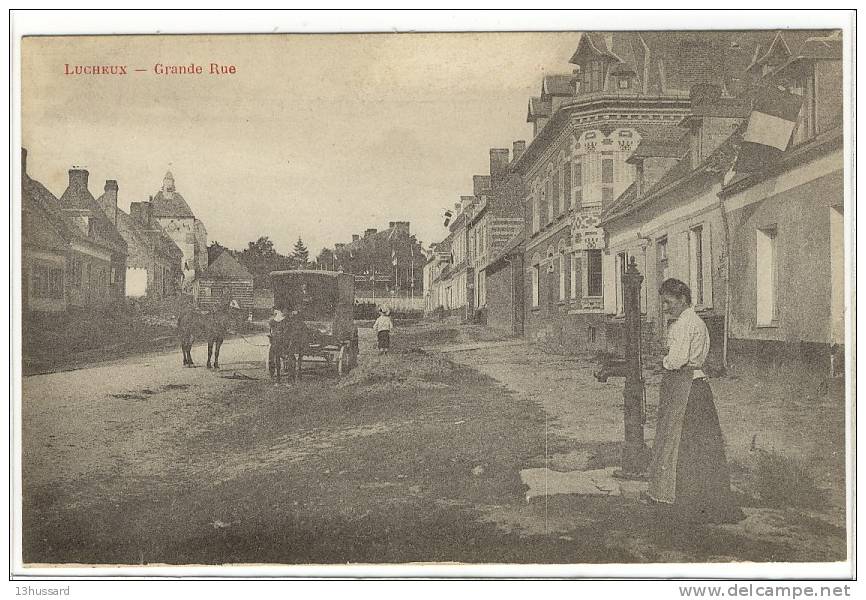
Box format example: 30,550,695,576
269,270,359,379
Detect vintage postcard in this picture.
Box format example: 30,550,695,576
10,10,855,584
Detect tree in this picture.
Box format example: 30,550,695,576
292,237,310,267
237,236,290,287
317,248,337,271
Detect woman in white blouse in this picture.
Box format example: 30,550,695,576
646,278,744,524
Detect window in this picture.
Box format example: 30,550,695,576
586,249,603,297
563,162,572,211
570,253,579,299
615,251,628,314
531,190,540,234
545,179,553,224
573,161,583,209
756,227,778,326
689,226,704,306
657,236,669,282
559,253,567,301
531,265,540,307
582,60,605,93
618,77,630,89
540,183,549,228
601,157,614,205
110,267,116,285
49,267,63,299
602,158,614,183
32,263,64,300
552,170,561,218
791,72,817,145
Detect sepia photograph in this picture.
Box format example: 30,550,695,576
10,9,855,583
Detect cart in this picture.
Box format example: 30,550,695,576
269,269,359,377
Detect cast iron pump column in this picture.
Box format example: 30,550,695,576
619,256,648,479
594,256,648,479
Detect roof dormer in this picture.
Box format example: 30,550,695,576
568,32,621,94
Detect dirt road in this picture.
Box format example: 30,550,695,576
20,324,846,565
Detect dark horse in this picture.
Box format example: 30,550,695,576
177,299,244,369
268,314,319,384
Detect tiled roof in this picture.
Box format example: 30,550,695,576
151,190,196,218
200,250,253,280
59,174,127,253
626,130,690,162
602,127,742,225
22,175,78,244
720,125,842,197
526,97,552,122
569,32,622,64
488,232,525,266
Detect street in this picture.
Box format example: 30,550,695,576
22,324,846,565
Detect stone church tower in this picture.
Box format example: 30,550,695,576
150,171,208,291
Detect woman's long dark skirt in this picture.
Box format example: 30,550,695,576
669,379,744,524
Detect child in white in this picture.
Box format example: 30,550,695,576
373,307,394,354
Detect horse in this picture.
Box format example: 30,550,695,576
268,315,319,384
177,299,245,369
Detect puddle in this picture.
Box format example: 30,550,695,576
110,393,147,401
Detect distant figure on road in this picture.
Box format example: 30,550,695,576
373,307,394,355
646,278,744,524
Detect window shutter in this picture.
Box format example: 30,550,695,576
602,252,617,314
702,225,714,308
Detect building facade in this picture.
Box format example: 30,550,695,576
193,250,254,316
598,30,842,372
58,166,128,307
96,181,184,299
720,32,843,371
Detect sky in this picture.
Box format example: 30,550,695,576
21,32,581,257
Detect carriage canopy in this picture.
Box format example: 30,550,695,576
269,270,355,339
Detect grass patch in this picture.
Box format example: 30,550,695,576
337,350,459,395
734,449,826,509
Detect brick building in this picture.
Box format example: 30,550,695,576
467,144,526,322
597,30,841,372
150,171,208,292
510,30,812,355
96,181,184,299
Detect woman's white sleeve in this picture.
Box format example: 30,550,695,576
662,321,690,370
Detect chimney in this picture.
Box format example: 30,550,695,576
365,228,377,238
68,167,90,190
130,202,143,225
21,148,27,175
102,180,119,226
489,148,510,183
472,176,490,197
352,234,360,242
512,140,526,162
389,221,396,229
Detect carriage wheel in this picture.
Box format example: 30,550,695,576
336,345,348,376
